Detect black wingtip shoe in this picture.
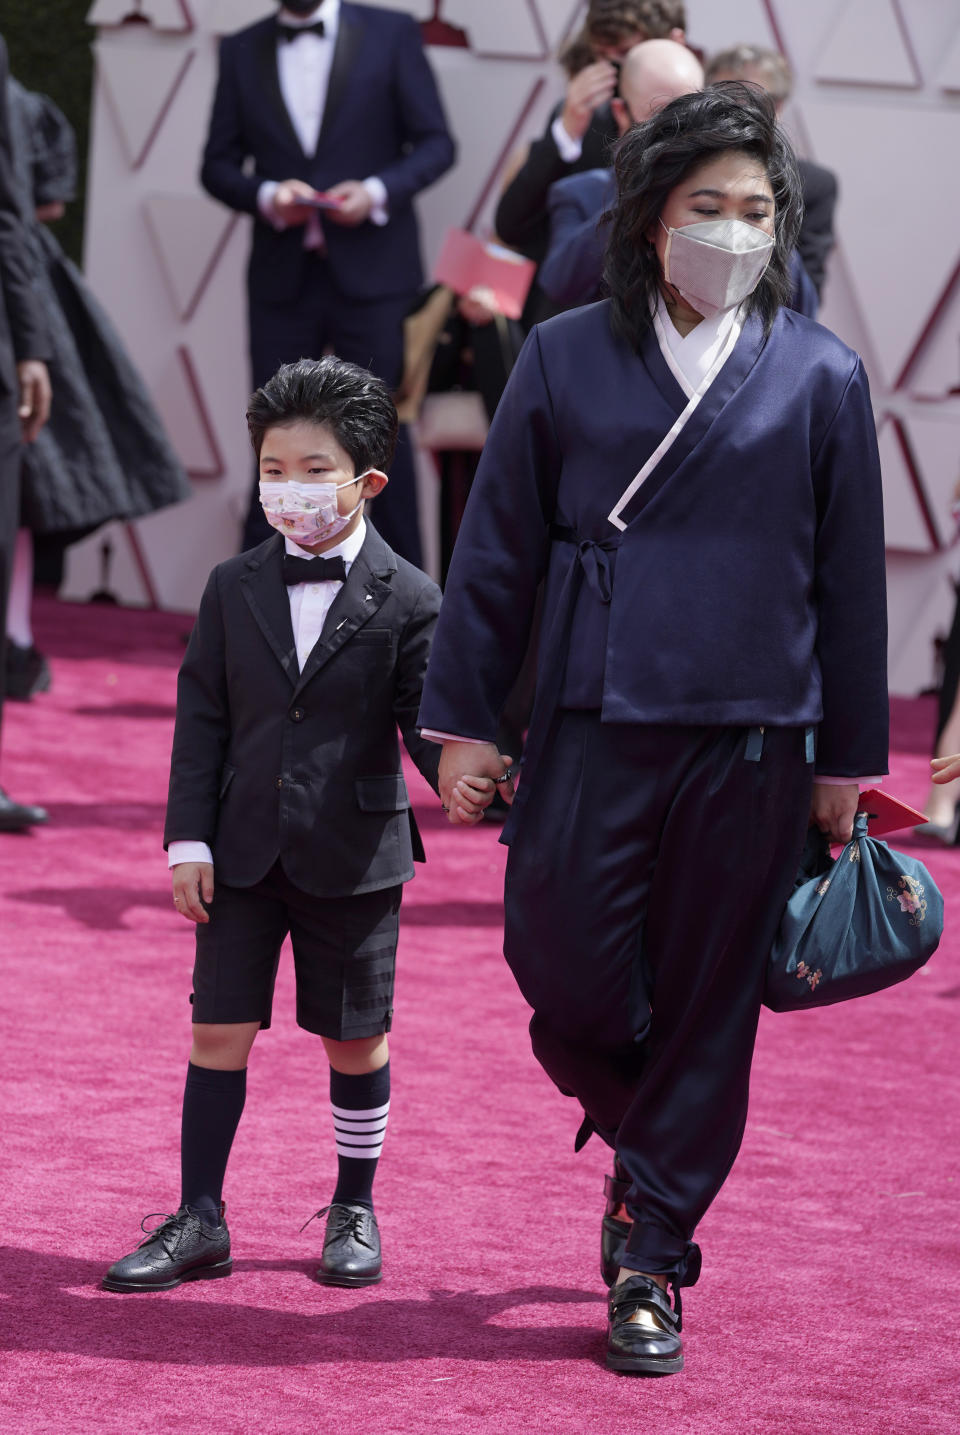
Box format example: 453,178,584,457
606,1274,684,1376
101,1204,232,1292
309,1202,382,1287
601,1164,631,1287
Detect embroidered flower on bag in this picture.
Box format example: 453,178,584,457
816,878,831,896
886,874,927,927
849,844,861,864
796,960,823,992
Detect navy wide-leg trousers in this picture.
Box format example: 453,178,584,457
503,712,813,1286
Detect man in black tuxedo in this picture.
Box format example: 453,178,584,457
0,35,51,831
200,1,455,565
494,0,686,323
704,45,838,296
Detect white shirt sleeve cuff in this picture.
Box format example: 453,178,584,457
551,115,583,164
363,176,389,226
168,840,215,869
813,776,883,789
257,180,286,230
420,730,491,746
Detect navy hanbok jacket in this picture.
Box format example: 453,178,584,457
419,300,888,790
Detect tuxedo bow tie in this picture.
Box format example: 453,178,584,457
282,553,346,585
277,19,325,41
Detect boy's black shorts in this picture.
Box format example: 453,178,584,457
191,861,401,1039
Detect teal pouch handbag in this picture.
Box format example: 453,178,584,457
765,811,943,1012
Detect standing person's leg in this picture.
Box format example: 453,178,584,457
102,872,290,1291
0,410,47,829
242,278,328,551
329,290,423,567
286,873,402,1287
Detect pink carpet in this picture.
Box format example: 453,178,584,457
0,597,957,1434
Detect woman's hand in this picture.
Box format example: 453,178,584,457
809,782,859,844
931,753,960,785
439,741,514,825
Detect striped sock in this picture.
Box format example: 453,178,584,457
330,1062,390,1211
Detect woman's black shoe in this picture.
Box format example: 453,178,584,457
606,1274,684,1375
4,643,51,701
101,1205,232,1292
308,1202,382,1286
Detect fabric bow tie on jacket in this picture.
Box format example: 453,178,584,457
282,553,346,585
277,20,326,41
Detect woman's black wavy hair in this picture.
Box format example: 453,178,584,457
602,81,803,347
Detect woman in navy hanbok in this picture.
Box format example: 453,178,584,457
419,85,888,1375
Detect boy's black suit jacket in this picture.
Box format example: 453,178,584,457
200,4,454,306
164,524,441,898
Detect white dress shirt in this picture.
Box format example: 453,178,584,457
168,518,368,868
256,0,388,240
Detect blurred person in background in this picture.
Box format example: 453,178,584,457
538,39,704,310
3,77,189,703
201,0,454,568
704,44,837,298
495,1,687,324
0,35,51,832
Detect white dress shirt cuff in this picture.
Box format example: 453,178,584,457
421,730,491,746
257,180,286,230
168,840,215,869
551,115,583,164
363,176,389,226
814,776,883,789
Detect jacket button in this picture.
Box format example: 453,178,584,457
291,708,305,722
275,776,283,790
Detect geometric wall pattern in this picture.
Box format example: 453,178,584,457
67,0,960,695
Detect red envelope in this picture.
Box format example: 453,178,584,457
856,789,928,837
433,228,536,320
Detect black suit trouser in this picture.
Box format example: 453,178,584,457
0,398,22,755
502,713,813,1287
245,260,421,566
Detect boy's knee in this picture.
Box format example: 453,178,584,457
323,1033,388,1075
190,1022,258,1066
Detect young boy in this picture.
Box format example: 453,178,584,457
103,357,490,1293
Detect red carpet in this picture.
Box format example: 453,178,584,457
0,597,957,1434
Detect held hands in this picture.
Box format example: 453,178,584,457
172,862,214,924
560,60,618,142
17,360,52,442
932,753,960,785
809,782,859,845
439,740,515,826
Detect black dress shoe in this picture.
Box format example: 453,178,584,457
606,1274,684,1375
0,787,48,832
310,1202,382,1287
101,1205,232,1292
601,1162,631,1287
4,642,51,701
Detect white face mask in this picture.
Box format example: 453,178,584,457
259,474,368,546
661,218,774,320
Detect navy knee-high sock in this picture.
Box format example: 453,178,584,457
330,1062,390,1211
179,1062,246,1226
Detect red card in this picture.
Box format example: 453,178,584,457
433,228,536,320
856,789,928,837
302,191,344,209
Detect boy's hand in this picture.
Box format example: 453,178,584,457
172,863,214,923
809,782,859,845
449,774,497,825
932,754,960,784
324,180,373,226
439,741,514,825
272,179,321,225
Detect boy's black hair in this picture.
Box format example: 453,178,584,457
603,81,803,349
246,356,399,473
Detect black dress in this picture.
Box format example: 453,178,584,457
8,79,190,538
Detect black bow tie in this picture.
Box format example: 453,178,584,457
277,19,325,42
282,553,346,585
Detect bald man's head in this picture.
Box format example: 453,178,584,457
613,38,704,135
